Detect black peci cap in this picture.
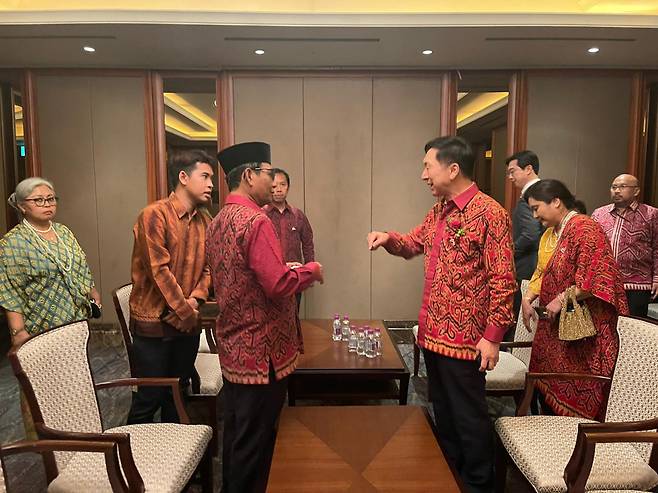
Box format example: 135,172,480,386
217,142,271,175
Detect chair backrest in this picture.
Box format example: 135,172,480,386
9,321,103,469
112,283,133,345
511,280,537,366
112,283,136,375
0,458,6,493
605,316,658,461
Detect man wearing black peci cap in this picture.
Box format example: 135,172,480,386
206,142,324,493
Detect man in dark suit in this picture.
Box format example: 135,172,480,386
506,150,543,326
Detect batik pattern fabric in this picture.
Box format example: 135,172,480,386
0,222,93,335
385,186,516,360
129,193,211,337
264,203,315,264
206,194,318,384
530,214,628,420
591,202,658,290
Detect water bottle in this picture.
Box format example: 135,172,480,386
374,327,382,356
365,329,376,358
348,325,358,353
356,328,366,356
332,314,342,341
341,315,351,341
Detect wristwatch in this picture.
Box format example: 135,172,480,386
10,327,26,337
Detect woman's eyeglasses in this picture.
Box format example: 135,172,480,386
24,196,58,207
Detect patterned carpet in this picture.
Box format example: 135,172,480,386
0,327,529,492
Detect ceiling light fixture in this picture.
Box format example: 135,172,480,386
422,49,433,55
254,49,265,55
588,47,600,54
83,46,96,53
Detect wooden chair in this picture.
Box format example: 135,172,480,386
112,283,222,456
495,316,658,493
564,417,658,493
198,301,219,354
8,320,213,492
1,439,124,493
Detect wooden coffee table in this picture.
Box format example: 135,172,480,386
288,319,410,405
267,405,463,492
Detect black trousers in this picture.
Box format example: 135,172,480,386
423,349,494,493
626,289,652,318
222,364,288,493
127,334,200,424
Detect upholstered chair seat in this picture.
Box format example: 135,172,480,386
48,423,211,493
8,320,213,492
113,283,222,455
495,316,658,493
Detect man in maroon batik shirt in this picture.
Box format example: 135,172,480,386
206,142,323,493
592,174,658,317
368,136,515,493
263,167,315,311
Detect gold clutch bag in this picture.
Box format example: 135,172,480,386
558,286,597,341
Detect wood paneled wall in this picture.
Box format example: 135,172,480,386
233,75,441,319
526,74,632,211
36,75,148,325
491,125,508,205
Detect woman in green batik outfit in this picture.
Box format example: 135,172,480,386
0,177,101,438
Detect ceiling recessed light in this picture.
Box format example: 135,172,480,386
83,46,96,53
588,47,600,54
422,49,433,55
254,49,265,55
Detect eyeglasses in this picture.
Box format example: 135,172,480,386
610,185,638,191
253,167,275,177
24,196,58,207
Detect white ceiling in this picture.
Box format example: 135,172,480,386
0,23,657,70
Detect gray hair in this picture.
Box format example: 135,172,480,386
8,177,56,218
226,162,261,191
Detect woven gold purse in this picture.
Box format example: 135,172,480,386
558,286,597,341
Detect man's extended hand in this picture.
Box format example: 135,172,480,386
308,262,324,284
367,231,390,251
651,282,658,299
475,338,500,372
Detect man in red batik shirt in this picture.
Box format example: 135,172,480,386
206,142,323,493
263,167,315,311
368,136,515,493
